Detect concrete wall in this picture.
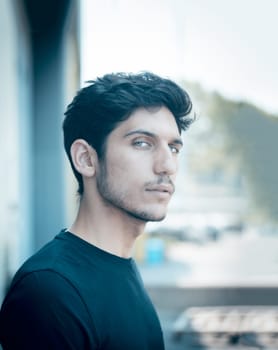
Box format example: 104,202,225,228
0,0,29,301
0,0,80,301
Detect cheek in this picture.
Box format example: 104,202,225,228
108,160,130,178
109,154,146,175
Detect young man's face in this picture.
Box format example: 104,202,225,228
96,106,183,222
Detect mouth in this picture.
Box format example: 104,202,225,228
146,184,174,196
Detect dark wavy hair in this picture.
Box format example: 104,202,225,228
63,72,193,195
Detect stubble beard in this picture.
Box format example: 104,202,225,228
96,161,167,223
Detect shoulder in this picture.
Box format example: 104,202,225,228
9,269,82,305
10,231,78,288
0,270,99,349
3,270,91,322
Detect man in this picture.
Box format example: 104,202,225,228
0,72,192,349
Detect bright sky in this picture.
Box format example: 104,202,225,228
81,0,278,115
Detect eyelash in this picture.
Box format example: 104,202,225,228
133,140,180,154
170,145,180,154
133,140,151,148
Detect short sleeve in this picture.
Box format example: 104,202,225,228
0,270,99,350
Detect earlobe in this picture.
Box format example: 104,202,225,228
70,139,97,177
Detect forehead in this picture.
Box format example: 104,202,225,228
114,106,180,138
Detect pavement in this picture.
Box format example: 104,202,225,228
138,231,278,349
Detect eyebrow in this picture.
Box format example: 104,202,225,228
124,129,183,147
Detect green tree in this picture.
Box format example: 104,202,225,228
183,81,278,224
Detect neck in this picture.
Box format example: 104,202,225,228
69,193,146,258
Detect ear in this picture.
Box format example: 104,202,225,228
70,139,98,178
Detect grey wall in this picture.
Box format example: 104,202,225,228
0,0,80,300
23,0,76,248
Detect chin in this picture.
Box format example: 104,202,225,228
129,210,167,223
122,203,169,223
148,213,167,222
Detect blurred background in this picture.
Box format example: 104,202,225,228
1,0,278,348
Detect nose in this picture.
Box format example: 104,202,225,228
153,146,178,176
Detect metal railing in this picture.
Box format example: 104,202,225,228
173,306,278,348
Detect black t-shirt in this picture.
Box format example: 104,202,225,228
0,230,165,349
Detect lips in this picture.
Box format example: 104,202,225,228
146,184,174,196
